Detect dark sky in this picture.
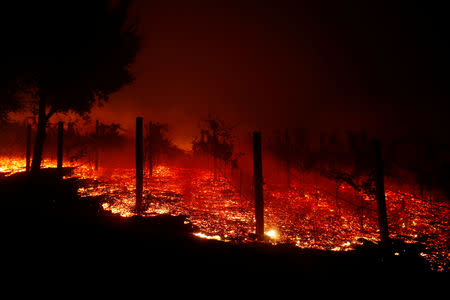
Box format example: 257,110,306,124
90,0,449,149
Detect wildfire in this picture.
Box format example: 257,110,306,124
1,156,449,271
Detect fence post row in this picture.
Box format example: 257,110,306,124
47,117,395,248
253,131,264,241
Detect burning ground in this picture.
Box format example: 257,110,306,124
1,156,448,272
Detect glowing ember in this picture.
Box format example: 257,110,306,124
193,232,222,241
265,229,279,240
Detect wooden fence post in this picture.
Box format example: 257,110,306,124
136,117,144,214
374,140,391,250
213,126,218,180
57,121,63,177
148,121,153,177
285,129,291,188
95,120,99,171
26,123,32,173
253,131,264,241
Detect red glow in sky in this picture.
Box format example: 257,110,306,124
11,1,450,150
88,1,449,150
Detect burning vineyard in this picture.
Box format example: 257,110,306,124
0,155,448,272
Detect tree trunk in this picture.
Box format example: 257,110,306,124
30,96,47,174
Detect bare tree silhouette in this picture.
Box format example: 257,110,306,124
2,0,140,173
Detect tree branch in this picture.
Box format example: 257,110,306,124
46,105,57,121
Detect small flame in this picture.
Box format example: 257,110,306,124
265,229,279,240
193,232,222,241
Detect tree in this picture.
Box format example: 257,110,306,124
0,90,21,123
145,122,183,168
193,119,234,162
192,119,235,178
2,0,140,173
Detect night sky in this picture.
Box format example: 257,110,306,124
85,1,448,149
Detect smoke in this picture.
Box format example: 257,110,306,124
78,1,450,148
